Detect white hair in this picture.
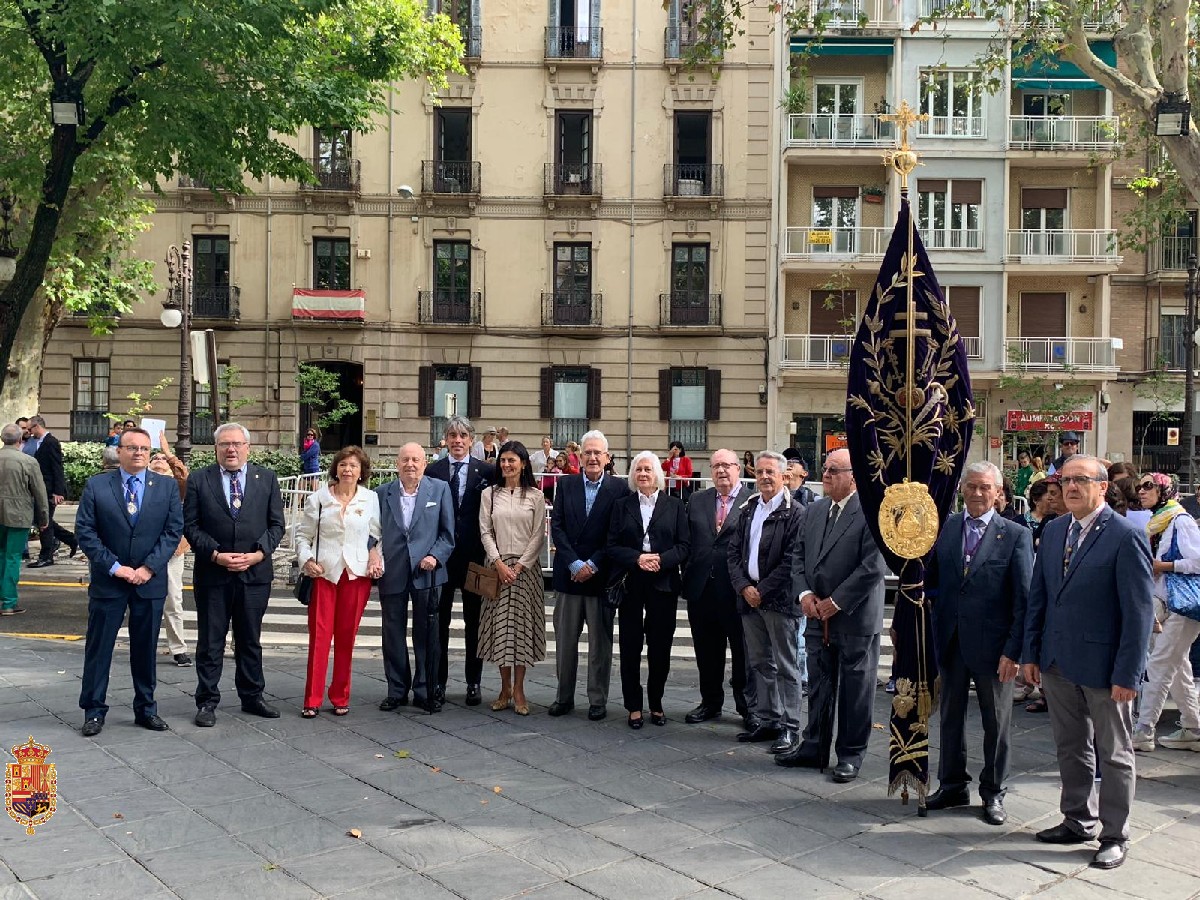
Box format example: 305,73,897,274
1063,454,1108,481
627,450,666,492
961,460,1002,488
579,429,609,452
214,422,251,443
755,450,786,470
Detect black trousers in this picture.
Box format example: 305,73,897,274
619,586,678,712
78,587,165,720
687,581,750,712
799,630,880,769
194,580,270,708
438,560,483,689
38,499,74,560
937,633,1013,801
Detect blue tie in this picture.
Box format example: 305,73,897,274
1063,520,1082,574
125,475,139,524
229,472,242,519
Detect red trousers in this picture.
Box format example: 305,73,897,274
304,570,372,708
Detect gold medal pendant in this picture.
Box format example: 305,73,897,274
233,498,242,509
127,502,138,515
878,481,938,560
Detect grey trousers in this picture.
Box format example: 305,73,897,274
552,591,614,707
741,607,802,734
937,635,1014,801
1041,666,1137,843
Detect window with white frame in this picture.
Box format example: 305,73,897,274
917,179,982,249
918,69,984,137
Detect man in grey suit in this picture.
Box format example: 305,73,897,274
779,448,887,782
376,442,456,713
1023,455,1154,870
926,461,1033,826
0,424,47,615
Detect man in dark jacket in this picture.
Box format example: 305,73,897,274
27,415,77,566
727,450,806,753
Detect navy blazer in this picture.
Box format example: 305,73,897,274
184,463,285,589
607,492,690,595
728,490,806,615
76,469,184,600
929,512,1033,671
681,486,748,604
550,473,631,597
34,432,67,498
1024,506,1154,691
426,454,495,568
375,476,456,594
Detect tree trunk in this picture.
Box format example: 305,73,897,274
0,294,51,423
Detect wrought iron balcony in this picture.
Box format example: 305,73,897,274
544,163,602,196
308,157,361,192
459,23,482,58
1144,336,1188,371
417,289,483,326
192,285,240,320
190,414,220,445
663,164,724,198
544,26,603,60
659,292,722,327
1008,116,1120,150
551,418,590,449
1149,236,1198,273
668,419,707,450
70,410,110,442
542,290,602,327
786,114,896,148
664,24,705,59
421,160,481,195
178,174,216,190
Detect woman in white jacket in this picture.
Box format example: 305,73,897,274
1132,472,1200,752
296,446,383,718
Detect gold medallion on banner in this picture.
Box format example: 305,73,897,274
878,481,939,559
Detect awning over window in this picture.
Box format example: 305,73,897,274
1012,41,1116,91
790,37,894,57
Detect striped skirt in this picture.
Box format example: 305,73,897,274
477,555,547,667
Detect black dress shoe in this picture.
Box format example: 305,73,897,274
768,732,799,754
587,705,607,721
417,698,442,714
547,701,573,717
1091,841,1127,869
685,704,721,724
628,712,644,730
774,746,823,768
26,558,55,568
831,761,858,783
737,724,782,743
135,714,170,732
465,684,482,706
240,699,280,718
982,797,1007,826
66,541,79,559
194,706,216,727
742,714,760,731
81,718,104,737
1036,822,1094,844
925,786,972,810
379,696,409,711
434,686,446,703
650,711,666,727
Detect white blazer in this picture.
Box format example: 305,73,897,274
296,484,382,584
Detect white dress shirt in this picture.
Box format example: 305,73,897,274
748,489,785,582
638,490,659,551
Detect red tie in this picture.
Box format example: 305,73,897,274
716,494,731,531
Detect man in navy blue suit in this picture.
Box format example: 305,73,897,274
1023,455,1154,871
926,461,1032,826
75,428,184,736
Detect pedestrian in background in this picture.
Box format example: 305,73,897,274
26,415,77,567
148,434,192,667
301,426,322,479
0,424,48,616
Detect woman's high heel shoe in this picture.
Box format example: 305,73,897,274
650,711,666,727
628,712,644,730
491,689,513,711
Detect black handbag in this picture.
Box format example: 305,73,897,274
294,500,322,606
604,575,627,611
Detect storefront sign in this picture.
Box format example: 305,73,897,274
1168,427,1181,447
1004,410,1093,432
825,432,848,451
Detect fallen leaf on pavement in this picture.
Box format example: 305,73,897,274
394,750,410,759
112,813,124,820
347,828,362,839
493,786,502,794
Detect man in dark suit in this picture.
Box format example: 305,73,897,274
925,461,1033,825
75,428,183,736
682,448,755,725
1023,455,1154,870
779,448,887,782
184,423,285,727
549,429,630,720
377,442,456,713
425,415,496,706
26,415,77,566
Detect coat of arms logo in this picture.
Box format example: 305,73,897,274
5,737,57,835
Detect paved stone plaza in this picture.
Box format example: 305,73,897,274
1,635,1199,899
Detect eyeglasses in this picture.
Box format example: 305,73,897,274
1137,482,1157,492
120,445,151,453
216,441,248,450
1059,475,1103,487
822,466,852,475
711,462,740,469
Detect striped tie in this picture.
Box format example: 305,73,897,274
1062,520,1082,575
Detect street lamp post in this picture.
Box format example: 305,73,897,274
162,242,193,462
1183,253,1199,489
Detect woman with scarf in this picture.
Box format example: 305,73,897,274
1131,472,1200,752
301,427,322,478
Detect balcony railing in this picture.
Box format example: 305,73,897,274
960,335,982,359
421,160,481,195
71,410,110,443
664,24,705,58
1019,0,1120,29
924,229,983,251
551,418,590,449
659,292,722,327
417,289,483,326
1144,336,1188,371
1004,229,1120,264
190,414,222,445
803,0,901,26
192,285,240,320
780,334,856,368
668,419,707,450
918,116,985,138
784,226,892,260
1004,337,1119,373
178,174,216,191
786,114,896,147
310,158,361,192
544,26,603,60
544,162,602,196
1009,116,1119,150
1149,236,1198,273
542,290,602,327
663,164,724,197
919,0,984,15
459,23,482,58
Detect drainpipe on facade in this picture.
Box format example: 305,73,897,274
624,0,638,468
766,5,786,450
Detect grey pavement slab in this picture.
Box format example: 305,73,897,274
3,634,1200,900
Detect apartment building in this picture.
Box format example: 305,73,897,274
40,0,774,462
768,0,1127,470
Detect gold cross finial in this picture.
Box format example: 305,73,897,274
881,100,928,186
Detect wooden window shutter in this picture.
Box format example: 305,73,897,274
813,185,860,199
951,180,982,205
704,368,722,421
1019,292,1067,337
467,366,482,419
417,366,435,418
1021,188,1068,209
658,368,673,420
918,179,947,194
946,286,980,338
539,367,554,419
810,290,855,334
587,367,602,419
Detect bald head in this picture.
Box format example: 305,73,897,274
822,448,856,502
709,448,740,494
397,442,427,490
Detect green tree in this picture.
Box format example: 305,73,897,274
297,362,358,430
0,0,463,420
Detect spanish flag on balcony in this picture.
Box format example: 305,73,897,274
292,289,366,322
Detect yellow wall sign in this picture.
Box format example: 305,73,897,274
6,737,57,835
809,230,832,245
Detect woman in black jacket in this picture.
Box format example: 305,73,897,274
607,451,690,729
